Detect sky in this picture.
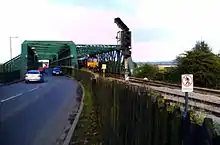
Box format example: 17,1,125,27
0,0,220,63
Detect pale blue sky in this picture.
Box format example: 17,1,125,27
51,0,135,13
0,0,220,63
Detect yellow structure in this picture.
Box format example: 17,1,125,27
87,57,99,69
87,61,99,68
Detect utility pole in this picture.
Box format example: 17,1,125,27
9,36,18,71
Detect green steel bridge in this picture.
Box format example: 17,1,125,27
0,40,129,82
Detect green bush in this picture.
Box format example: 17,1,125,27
134,41,220,89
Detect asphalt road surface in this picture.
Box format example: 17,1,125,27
0,73,80,145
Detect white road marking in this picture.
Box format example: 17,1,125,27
0,86,40,103
28,86,39,92
0,93,23,103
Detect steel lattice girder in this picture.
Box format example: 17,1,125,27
21,41,120,77
21,41,78,77
37,53,57,60
2,55,21,72
32,47,67,55
23,41,76,59
28,45,69,54
76,44,120,58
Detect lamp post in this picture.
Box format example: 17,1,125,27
9,36,19,71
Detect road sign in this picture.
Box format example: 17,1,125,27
102,64,106,70
181,74,193,92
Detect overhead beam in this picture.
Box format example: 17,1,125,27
37,56,55,59
76,44,118,48
25,41,72,44
76,45,120,51
27,42,69,46
37,52,57,55
29,45,62,49
76,45,120,58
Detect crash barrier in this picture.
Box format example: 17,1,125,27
63,67,220,145
0,70,20,83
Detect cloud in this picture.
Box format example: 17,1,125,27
131,0,220,61
0,0,220,63
0,0,123,62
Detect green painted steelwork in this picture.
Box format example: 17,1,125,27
2,55,22,72
0,70,20,83
2,40,121,81
50,44,120,66
0,64,3,72
76,44,120,58
20,41,78,77
0,55,21,82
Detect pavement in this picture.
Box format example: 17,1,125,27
0,71,80,145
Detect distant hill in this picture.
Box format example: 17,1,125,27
135,60,177,65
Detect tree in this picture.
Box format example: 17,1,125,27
133,62,138,68
175,41,220,88
134,63,159,79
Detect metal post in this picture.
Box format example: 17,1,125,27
103,69,105,78
9,37,12,60
124,57,128,80
9,37,12,71
9,36,18,71
184,92,189,117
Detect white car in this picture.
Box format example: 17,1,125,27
25,70,44,83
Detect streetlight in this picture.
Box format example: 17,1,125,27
9,36,19,59
9,36,19,71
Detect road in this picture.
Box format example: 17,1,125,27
0,73,80,145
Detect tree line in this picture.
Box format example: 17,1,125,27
133,41,220,89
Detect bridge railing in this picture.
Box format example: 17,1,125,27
63,67,220,145
0,55,22,83
0,70,21,83
0,64,3,72
2,55,21,72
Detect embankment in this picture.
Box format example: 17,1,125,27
63,68,220,145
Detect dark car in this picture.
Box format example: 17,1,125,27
52,67,62,75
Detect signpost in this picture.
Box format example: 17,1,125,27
101,64,106,78
181,74,193,117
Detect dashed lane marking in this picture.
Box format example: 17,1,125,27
0,93,23,103
28,86,39,92
0,86,40,103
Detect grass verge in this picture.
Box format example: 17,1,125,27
69,85,102,145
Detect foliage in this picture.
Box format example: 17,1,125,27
133,61,137,68
69,69,220,145
159,67,181,83
133,63,159,79
175,41,220,88
70,85,102,145
134,41,220,88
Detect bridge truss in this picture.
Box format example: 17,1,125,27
1,40,127,77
